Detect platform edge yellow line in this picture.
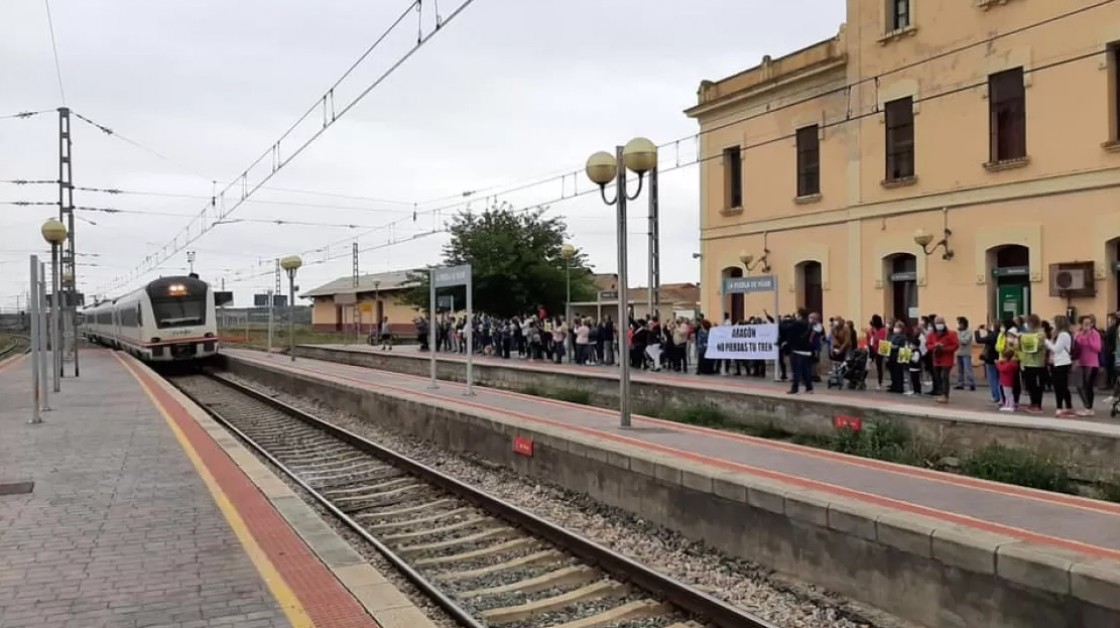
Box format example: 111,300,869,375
114,352,314,628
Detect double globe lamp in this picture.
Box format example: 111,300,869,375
583,137,658,428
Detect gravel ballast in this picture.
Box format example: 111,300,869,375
229,373,909,628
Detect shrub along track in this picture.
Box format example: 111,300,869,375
169,371,780,628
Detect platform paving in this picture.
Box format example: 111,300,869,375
229,348,1120,559
317,342,1120,435
0,349,292,628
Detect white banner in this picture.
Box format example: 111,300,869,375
706,324,779,360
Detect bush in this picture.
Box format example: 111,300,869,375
549,388,592,405
1097,478,1120,503
961,443,1074,494
662,404,732,428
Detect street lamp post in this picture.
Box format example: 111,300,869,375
561,243,575,363
585,137,657,428
41,219,67,393
280,255,302,362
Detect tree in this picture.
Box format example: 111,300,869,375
401,203,598,319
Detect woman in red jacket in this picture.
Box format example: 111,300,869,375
926,315,961,404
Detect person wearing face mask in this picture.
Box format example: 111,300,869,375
926,315,960,404
1018,314,1047,414
886,320,908,393
954,316,976,392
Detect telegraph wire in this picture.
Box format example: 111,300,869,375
43,0,66,104
97,0,479,294
215,44,1110,286
406,0,1118,220
71,112,215,181
73,185,414,215
0,110,52,120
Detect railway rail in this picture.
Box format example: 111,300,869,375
169,371,780,628
0,335,30,361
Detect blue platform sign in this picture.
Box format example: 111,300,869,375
723,275,776,295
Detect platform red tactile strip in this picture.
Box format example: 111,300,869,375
124,358,383,628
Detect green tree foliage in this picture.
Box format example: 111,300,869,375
401,203,598,319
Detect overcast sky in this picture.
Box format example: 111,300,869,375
0,0,844,312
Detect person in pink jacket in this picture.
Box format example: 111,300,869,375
1075,315,1103,416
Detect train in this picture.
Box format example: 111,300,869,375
81,275,220,362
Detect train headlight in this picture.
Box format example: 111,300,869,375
168,284,186,296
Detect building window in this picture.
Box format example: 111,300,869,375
885,97,915,181
889,0,910,30
988,67,1026,163
723,146,743,208
796,125,820,197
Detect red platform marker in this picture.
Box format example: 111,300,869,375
513,436,534,457
833,415,862,432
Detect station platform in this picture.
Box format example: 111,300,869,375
320,342,1120,428
0,348,434,628
223,347,1120,628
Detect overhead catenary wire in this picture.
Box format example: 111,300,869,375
397,0,1120,220
96,0,479,295
72,185,415,215
0,110,53,121
43,0,66,105
215,43,1110,287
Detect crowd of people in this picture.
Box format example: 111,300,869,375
399,307,1120,418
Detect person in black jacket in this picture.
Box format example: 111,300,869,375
978,320,1002,404
1105,313,1118,390
782,308,814,394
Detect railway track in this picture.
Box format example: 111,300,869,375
170,372,780,628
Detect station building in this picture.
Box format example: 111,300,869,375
303,270,420,334
686,0,1120,327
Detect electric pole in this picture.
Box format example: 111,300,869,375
58,106,79,377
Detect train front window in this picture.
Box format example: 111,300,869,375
150,298,206,328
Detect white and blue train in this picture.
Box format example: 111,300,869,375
81,275,220,362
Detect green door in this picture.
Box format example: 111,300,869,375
997,284,1027,320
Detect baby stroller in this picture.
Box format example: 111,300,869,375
1111,377,1120,418
827,349,869,390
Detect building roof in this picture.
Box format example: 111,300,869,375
303,269,419,298
684,31,846,119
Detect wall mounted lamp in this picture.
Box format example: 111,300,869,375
739,249,771,273
914,228,954,260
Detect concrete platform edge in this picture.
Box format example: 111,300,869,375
224,352,1120,628
293,343,1120,481
134,358,440,628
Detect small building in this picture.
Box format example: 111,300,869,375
303,270,420,334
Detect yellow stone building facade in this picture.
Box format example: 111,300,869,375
687,0,1120,327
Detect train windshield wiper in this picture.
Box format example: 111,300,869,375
160,316,201,325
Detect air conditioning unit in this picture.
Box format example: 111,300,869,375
1053,269,1085,291
1048,262,1095,297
